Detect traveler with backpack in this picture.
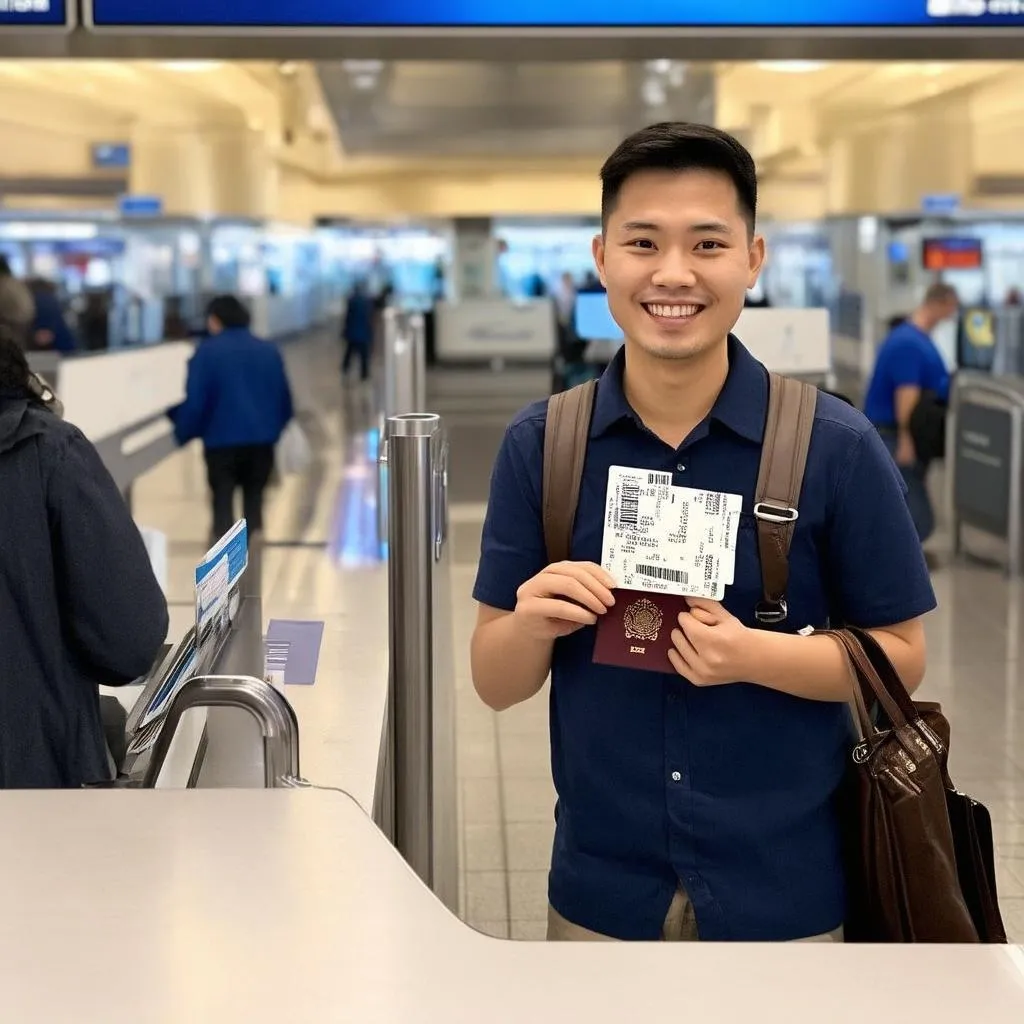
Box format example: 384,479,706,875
470,123,934,943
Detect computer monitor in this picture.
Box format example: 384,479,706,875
574,292,624,343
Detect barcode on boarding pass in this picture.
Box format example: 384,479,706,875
616,482,640,529
647,471,672,486
637,564,688,584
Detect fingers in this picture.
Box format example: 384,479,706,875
538,562,617,614
523,597,599,627
683,606,718,627
684,597,724,617
668,633,700,681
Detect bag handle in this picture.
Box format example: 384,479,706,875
543,380,598,565
820,628,908,733
843,626,923,725
753,374,818,624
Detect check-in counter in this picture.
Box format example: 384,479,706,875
27,341,193,492
435,297,557,363
3,788,1022,1023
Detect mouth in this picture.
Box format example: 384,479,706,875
642,302,706,323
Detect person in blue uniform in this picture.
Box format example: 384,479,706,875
170,295,294,542
0,326,168,787
863,283,958,545
471,122,934,943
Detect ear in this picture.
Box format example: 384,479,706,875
592,232,608,288
747,234,766,289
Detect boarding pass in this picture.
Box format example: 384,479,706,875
601,466,742,600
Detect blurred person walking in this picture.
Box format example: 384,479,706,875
171,295,294,543
341,280,375,383
27,279,78,353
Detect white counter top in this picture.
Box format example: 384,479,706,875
3,789,1023,1023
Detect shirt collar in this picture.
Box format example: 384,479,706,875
590,334,769,444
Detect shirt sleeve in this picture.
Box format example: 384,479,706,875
826,427,937,628
472,419,548,612
886,338,928,389
48,429,170,684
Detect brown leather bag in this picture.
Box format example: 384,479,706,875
821,626,1006,943
542,373,1007,944
543,371,816,624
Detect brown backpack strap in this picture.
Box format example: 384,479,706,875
753,373,818,624
543,380,598,564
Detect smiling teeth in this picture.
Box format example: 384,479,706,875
647,304,702,318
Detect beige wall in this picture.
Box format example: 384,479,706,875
0,60,1023,224
280,162,601,222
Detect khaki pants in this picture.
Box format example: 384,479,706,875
547,889,844,942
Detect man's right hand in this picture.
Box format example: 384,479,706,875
513,561,617,640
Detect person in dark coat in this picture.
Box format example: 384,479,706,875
341,281,375,382
0,328,169,788
170,294,294,542
27,278,78,353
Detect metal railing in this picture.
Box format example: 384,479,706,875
377,307,428,545
141,675,303,789
375,410,459,913
381,307,427,420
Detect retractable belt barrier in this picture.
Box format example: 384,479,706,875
948,371,1024,576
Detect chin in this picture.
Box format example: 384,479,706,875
630,332,720,362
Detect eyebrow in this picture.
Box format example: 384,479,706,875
619,219,734,235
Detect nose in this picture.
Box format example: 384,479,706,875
650,246,698,290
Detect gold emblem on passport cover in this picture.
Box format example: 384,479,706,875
623,597,663,643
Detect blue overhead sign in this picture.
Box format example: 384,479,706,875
118,194,163,217
92,143,131,170
921,193,962,215
0,0,71,26
85,0,1024,27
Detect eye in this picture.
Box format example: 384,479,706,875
627,239,657,250
696,240,725,251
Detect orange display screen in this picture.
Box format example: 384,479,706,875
922,237,983,271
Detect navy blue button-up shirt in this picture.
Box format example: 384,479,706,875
473,337,936,941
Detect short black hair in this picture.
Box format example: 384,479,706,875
600,122,758,234
206,294,251,330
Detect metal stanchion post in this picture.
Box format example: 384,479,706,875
409,312,427,413
387,413,441,892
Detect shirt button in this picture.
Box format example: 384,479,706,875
671,771,682,782
676,463,686,472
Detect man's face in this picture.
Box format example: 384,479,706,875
593,168,765,363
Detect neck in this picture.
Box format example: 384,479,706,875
622,338,730,449
910,309,936,333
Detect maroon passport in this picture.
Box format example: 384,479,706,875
592,589,690,674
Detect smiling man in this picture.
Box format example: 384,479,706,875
470,123,935,943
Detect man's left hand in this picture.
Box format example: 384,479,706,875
668,597,754,686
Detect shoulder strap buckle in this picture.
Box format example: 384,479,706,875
755,600,789,625
753,502,799,525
